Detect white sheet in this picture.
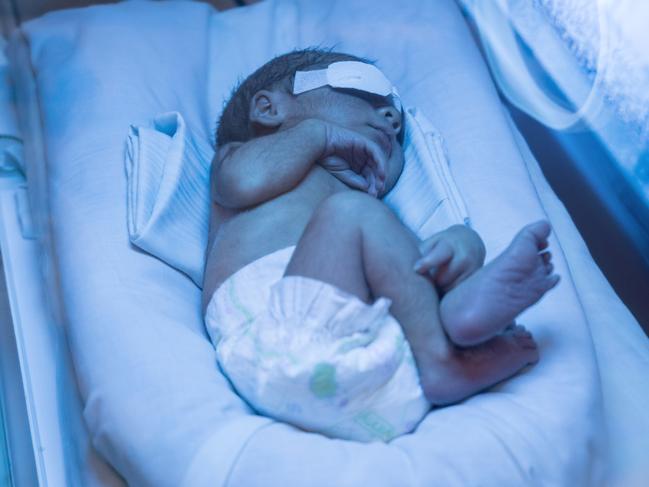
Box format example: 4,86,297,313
17,0,649,486
507,113,649,486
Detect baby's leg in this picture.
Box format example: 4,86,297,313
285,192,450,364
439,221,560,347
285,191,537,405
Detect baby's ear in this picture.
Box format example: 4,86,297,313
249,89,291,130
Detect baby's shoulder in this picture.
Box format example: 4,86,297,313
213,141,244,172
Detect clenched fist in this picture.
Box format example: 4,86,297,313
309,119,388,197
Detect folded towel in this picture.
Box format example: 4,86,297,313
384,107,470,236
124,109,469,287
125,112,213,286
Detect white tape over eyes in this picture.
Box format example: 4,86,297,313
293,61,402,112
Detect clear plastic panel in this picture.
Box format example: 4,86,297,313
459,0,649,202
3,11,120,486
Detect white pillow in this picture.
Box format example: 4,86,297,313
125,107,469,287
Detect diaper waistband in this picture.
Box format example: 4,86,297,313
204,246,296,344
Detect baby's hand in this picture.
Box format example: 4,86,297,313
315,120,387,197
414,225,486,291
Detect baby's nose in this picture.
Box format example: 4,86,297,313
377,105,402,134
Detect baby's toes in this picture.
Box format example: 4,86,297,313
525,345,540,364
510,324,531,338
510,325,537,348
513,332,540,366
518,335,538,350
525,220,552,246
546,273,560,288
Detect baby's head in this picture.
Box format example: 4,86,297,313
216,48,405,194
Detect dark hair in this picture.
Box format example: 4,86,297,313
215,47,373,148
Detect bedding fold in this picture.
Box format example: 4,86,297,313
125,112,213,286
384,107,470,237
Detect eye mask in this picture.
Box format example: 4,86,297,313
293,61,402,113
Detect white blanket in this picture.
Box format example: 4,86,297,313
17,0,649,486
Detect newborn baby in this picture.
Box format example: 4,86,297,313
202,48,560,442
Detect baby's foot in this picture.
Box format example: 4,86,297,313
440,221,560,347
420,324,539,406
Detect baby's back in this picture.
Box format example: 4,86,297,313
202,165,349,313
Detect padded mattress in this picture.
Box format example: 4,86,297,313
14,0,649,485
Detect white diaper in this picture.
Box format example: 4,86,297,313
204,246,430,442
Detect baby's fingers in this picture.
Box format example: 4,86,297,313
335,169,370,191
323,155,370,191
413,241,454,275
361,140,387,190
418,236,440,256
362,165,378,197
434,258,469,289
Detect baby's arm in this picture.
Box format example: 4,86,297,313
212,119,325,209
212,119,388,209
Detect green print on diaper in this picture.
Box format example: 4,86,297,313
354,410,396,442
309,363,338,398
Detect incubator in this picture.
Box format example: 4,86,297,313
0,0,647,485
